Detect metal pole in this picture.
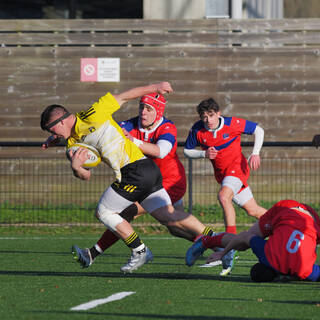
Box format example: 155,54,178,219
231,0,242,19
188,158,193,214
69,0,77,19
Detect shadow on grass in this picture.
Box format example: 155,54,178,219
269,299,320,305
0,250,70,255
28,310,287,320
0,250,189,261
239,282,320,288
201,297,320,305
0,269,248,282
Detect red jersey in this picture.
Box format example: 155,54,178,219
259,200,320,279
185,116,257,186
119,117,186,203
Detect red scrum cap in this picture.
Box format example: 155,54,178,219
140,93,166,123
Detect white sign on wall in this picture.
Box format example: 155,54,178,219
81,58,120,82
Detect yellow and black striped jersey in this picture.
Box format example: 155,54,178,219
67,93,144,181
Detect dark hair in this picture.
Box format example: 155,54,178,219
196,98,220,117
40,104,68,131
250,263,277,282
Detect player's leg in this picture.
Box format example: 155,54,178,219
242,197,267,219
96,186,153,273
219,176,243,233
233,186,266,219
142,190,215,241
94,158,170,273
164,199,205,240
96,203,141,250
172,198,184,212
218,185,236,229
161,176,201,240
186,223,261,267
204,221,261,252
217,176,244,275
81,177,186,266
143,194,216,265
77,198,201,268
72,202,143,268
162,198,193,240
170,198,212,241
186,232,228,266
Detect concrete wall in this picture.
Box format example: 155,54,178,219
144,0,206,19
144,0,284,19
244,0,283,19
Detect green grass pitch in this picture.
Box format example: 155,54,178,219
0,234,319,320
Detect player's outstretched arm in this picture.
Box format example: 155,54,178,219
206,231,252,264
114,82,173,107
41,135,61,149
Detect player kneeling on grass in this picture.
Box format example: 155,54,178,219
186,199,320,282
40,81,215,273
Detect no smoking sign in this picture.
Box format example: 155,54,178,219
81,58,120,82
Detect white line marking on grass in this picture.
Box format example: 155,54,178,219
198,260,222,268
70,291,135,311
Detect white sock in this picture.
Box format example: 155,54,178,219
94,244,103,254
133,243,145,253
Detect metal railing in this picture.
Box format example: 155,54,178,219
0,142,319,226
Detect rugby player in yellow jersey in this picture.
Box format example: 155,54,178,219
40,82,214,273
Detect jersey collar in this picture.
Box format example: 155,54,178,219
139,117,164,133
205,116,224,138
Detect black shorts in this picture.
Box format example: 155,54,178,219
111,158,163,202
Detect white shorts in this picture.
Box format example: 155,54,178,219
221,176,243,195
98,186,171,214
233,186,253,207
221,176,253,207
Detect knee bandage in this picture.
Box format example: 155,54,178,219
96,203,124,232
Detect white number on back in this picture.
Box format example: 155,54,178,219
286,230,304,253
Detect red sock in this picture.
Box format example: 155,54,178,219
202,233,226,249
226,225,237,234
97,229,120,252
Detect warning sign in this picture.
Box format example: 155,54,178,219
81,58,120,82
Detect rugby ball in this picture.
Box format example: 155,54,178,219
66,143,101,168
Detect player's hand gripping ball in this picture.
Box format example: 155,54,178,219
66,143,101,168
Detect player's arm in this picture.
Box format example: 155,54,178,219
248,125,264,171
206,230,253,264
183,148,205,159
122,128,172,158
113,82,173,107
41,135,61,149
183,122,218,159
183,125,207,159
184,147,219,159
139,139,172,159
207,221,262,263
68,148,91,181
